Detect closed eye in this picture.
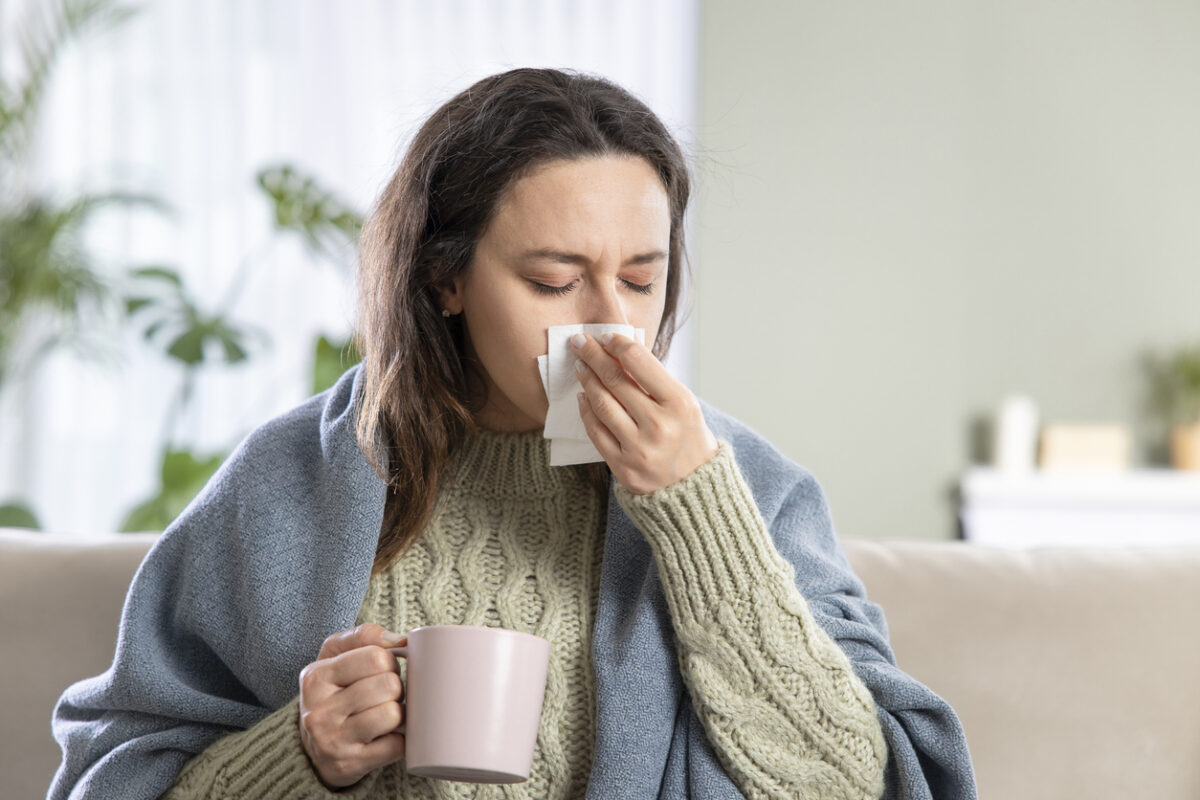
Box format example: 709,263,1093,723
530,279,655,296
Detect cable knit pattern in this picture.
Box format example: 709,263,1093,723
163,696,382,800
158,431,886,800
355,428,606,800
613,439,888,800
161,429,605,800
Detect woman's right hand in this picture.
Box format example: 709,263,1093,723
298,623,408,789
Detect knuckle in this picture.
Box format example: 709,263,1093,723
385,671,404,698
599,364,623,386
673,392,700,416
369,646,395,673
355,622,384,640
382,701,403,729
299,663,321,693
300,708,330,744
644,414,665,436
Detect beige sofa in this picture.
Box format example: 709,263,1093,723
5,528,1200,800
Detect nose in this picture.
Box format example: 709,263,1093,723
584,283,630,326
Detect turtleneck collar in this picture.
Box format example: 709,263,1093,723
447,426,587,499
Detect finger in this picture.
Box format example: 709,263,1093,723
356,730,407,767
570,334,655,424
318,623,405,660
324,645,401,689
344,699,405,745
577,391,623,460
337,670,405,718
576,360,638,444
597,333,680,405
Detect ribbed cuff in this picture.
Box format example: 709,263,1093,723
613,439,796,626
171,695,383,799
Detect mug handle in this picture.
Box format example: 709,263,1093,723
388,646,408,736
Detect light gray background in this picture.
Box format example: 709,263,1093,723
692,1,1200,541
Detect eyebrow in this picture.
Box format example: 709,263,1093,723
518,248,667,267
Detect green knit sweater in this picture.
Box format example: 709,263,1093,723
164,429,887,799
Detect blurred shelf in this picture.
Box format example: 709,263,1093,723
959,467,1200,548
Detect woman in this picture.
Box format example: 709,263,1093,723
49,68,976,800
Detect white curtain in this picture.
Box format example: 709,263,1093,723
0,0,698,535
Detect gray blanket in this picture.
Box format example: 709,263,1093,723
49,364,977,799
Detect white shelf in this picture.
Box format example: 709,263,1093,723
959,467,1200,548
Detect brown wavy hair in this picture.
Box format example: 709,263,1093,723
354,67,693,576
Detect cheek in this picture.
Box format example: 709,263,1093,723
469,301,545,386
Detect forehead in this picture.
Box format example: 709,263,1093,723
488,156,670,239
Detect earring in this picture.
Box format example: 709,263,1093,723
442,309,451,318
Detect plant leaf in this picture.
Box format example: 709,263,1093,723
216,325,249,363
123,296,154,315
1,0,143,164
122,448,226,532
254,164,363,260
119,496,165,533
312,333,361,394
166,326,207,365
127,265,184,288
0,501,41,529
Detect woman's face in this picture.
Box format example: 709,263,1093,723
441,155,671,432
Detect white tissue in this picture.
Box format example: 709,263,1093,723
539,323,646,466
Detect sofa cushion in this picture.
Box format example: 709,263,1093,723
844,538,1200,800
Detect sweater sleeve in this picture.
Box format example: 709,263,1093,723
613,440,888,800
161,695,383,799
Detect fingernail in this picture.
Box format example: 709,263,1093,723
600,332,613,345
575,359,586,375
570,333,587,349
577,392,586,405
382,631,406,645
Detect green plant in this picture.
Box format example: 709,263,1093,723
115,262,267,531
0,0,156,527
1142,344,1200,428
117,166,363,532
257,164,362,259
0,502,40,528
0,1,365,532
0,0,150,386
119,449,226,532
254,163,363,396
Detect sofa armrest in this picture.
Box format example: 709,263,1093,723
0,528,158,799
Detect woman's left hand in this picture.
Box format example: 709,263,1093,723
571,332,719,495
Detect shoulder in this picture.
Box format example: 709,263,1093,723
117,367,380,710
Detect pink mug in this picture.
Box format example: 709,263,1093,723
389,625,551,783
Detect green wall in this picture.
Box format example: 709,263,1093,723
694,1,1200,540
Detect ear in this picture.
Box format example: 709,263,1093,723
437,275,465,315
